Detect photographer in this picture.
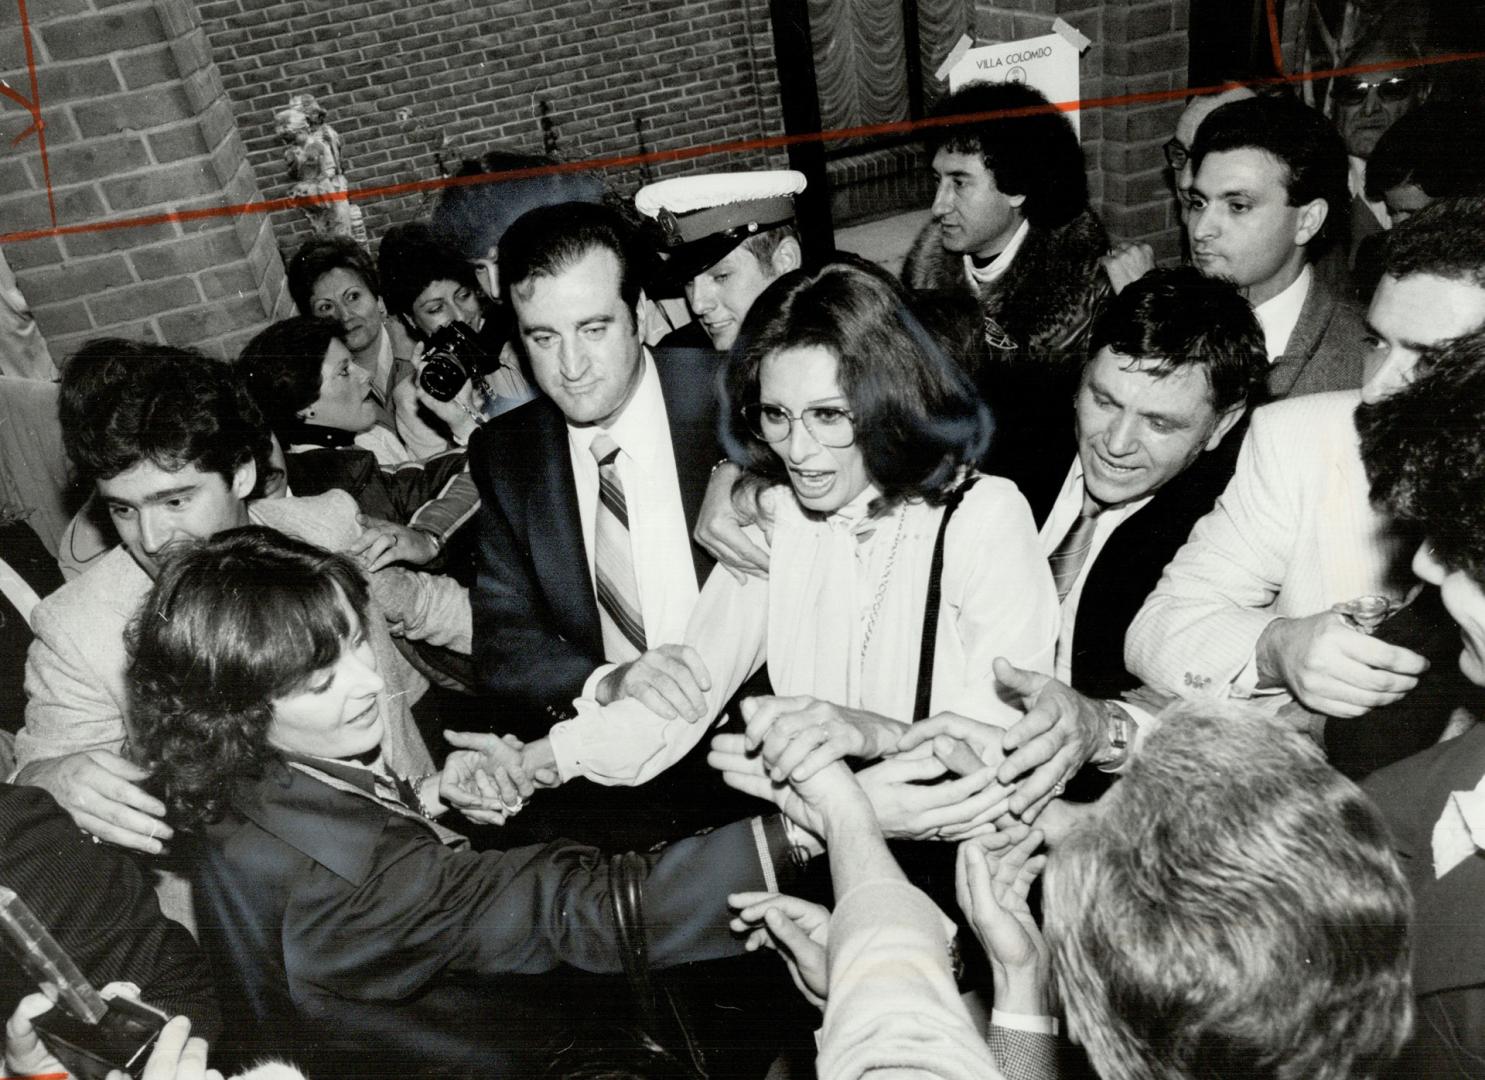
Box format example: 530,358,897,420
378,222,536,457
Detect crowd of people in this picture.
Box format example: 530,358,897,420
2,40,1485,1080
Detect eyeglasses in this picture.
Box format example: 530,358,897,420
1163,136,1190,171
1331,74,1416,106
741,403,856,448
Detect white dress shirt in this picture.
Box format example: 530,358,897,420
549,476,1059,785
1040,458,1152,685
1252,265,1312,363
566,348,698,690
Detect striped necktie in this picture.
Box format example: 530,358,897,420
590,432,646,661
1048,508,1102,602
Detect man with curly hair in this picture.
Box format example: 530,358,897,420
901,82,1108,477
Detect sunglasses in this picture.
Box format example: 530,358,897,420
1331,74,1416,105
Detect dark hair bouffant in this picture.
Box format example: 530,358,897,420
61,339,270,489
236,316,341,440
720,259,991,512
129,526,371,831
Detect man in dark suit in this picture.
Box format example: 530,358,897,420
469,202,757,848
1002,266,1267,703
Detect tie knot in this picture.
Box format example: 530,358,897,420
590,431,621,468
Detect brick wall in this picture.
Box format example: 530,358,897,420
973,0,1189,258
197,0,788,259
0,0,291,361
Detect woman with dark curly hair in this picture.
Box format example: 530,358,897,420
126,526,814,1073
520,260,1057,816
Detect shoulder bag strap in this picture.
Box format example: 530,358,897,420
913,478,978,720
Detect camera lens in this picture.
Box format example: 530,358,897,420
419,352,466,402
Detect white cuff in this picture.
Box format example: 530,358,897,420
990,1009,1059,1036
547,720,582,784
581,662,618,703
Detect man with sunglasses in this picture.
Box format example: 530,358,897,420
1332,37,1430,254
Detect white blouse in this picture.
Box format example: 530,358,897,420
547,475,1059,786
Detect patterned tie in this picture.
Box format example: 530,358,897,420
590,432,647,661
1048,509,1102,602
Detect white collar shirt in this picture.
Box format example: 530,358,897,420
1349,155,1392,231
566,347,699,670
1253,264,1312,363
1039,457,1153,685
962,218,1031,292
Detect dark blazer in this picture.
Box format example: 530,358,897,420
1268,272,1369,398
469,346,722,726
193,757,798,1075
1002,415,1246,699
1363,723,1485,1077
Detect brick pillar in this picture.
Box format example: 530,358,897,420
1097,1,1189,259
972,0,1189,257
0,0,291,364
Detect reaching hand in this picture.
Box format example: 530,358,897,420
349,514,440,571
16,750,172,854
993,658,1107,820
729,891,830,1008
894,712,1007,771
6,990,66,1077
708,730,874,840
955,831,1053,1016
1256,611,1428,717
440,730,536,824
743,695,905,783
596,644,712,722
110,1014,223,1080
693,462,772,582
1099,240,1157,294
854,748,1015,843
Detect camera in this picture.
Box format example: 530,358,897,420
418,321,488,402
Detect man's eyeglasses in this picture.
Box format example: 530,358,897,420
1163,137,1190,171
1331,74,1416,106
742,403,856,448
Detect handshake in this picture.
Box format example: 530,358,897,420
708,695,1032,848
433,731,564,826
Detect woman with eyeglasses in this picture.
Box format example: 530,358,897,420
520,260,1057,816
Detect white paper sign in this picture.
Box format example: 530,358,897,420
947,31,1082,137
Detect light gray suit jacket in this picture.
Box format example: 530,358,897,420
17,491,457,779
1125,390,1414,701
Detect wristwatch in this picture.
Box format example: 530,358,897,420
1096,700,1132,773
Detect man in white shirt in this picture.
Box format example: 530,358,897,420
1127,198,1485,721
1186,93,1369,396
468,201,750,846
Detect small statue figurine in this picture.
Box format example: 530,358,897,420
275,98,365,242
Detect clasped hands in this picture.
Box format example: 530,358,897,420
708,656,1112,845
434,729,560,826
